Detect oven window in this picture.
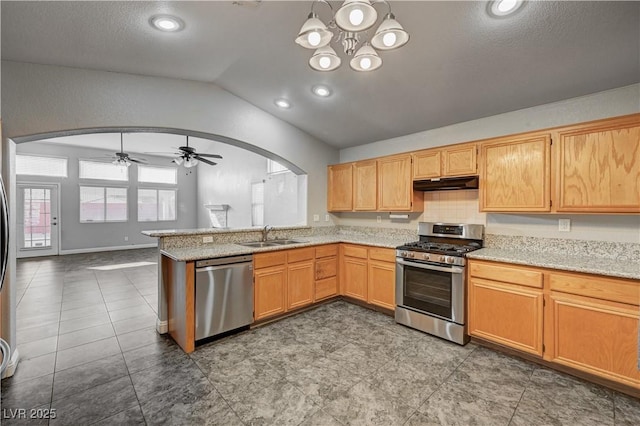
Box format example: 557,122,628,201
403,266,452,319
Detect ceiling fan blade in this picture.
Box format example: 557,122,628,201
129,157,147,164
195,153,223,159
196,157,217,166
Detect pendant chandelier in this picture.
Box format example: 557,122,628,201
295,0,409,72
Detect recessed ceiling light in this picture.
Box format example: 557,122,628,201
312,85,332,97
488,0,523,17
274,98,291,109
150,15,185,32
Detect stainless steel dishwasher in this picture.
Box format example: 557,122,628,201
195,254,253,341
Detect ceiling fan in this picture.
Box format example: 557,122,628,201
171,136,222,168
98,133,147,167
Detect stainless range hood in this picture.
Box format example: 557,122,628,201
413,176,479,191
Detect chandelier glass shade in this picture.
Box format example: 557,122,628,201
295,0,409,72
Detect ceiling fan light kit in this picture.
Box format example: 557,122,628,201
295,0,409,72
171,136,223,168
112,133,147,167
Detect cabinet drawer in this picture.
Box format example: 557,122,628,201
254,251,286,269
287,247,315,263
342,245,368,259
315,244,338,258
369,247,395,263
316,257,337,280
550,272,640,306
315,277,338,301
469,261,543,289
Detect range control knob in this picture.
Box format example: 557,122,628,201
422,253,430,260
400,251,408,257
445,256,455,264
408,252,415,258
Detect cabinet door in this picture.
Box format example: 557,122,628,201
443,144,477,177
327,163,353,212
368,260,395,310
342,256,368,301
412,149,441,179
254,266,286,321
556,118,640,213
287,260,315,310
480,134,551,212
378,154,422,211
315,277,338,301
468,277,544,356
354,160,378,211
549,293,640,387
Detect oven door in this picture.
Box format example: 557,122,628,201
396,258,465,325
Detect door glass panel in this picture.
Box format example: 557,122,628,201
403,266,453,319
23,187,52,249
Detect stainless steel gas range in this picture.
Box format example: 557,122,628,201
395,222,484,345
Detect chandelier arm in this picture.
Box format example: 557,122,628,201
311,0,333,15
372,0,392,15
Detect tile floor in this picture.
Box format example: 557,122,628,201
2,249,640,425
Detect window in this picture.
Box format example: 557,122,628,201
267,159,289,175
138,189,176,222
16,155,67,177
138,165,177,185
80,186,128,222
79,160,128,181
251,181,264,226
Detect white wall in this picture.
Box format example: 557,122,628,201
1,61,340,228
337,84,640,243
16,142,197,251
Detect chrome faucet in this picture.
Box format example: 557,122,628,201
262,225,273,242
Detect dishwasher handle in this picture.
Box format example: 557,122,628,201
195,254,253,269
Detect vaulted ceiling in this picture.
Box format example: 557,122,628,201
2,1,639,149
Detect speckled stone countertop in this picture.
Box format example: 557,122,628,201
160,234,407,262
142,225,312,238
467,248,640,280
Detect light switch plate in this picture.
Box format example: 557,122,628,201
376,216,382,223
558,219,571,232
203,236,214,243
313,214,320,222
325,214,330,222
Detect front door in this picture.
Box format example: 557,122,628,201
17,184,59,258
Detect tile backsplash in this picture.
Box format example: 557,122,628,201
422,189,486,225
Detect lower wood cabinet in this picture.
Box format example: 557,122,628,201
342,254,368,301
468,259,640,391
254,264,287,321
368,260,395,310
341,244,395,309
287,248,315,311
315,245,338,301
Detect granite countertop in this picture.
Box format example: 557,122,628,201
467,248,640,280
142,225,311,238
160,234,407,262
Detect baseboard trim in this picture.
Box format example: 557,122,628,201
157,319,168,334
59,243,157,255
2,348,20,379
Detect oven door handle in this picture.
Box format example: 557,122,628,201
396,258,464,274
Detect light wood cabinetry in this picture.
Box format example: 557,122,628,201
315,245,338,301
254,264,287,321
468,261,544,356
479,133,551,212
341,245,368,301
328,163,353,211
412,143,477,180
547,271,640,387
353,160,378,211
469,259,640,391
368,260,395,310
341,244,395,309
378,154,423,212
554,115,640,213
286,248,315,311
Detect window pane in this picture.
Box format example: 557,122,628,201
267,159,289,174
138,165,177,184
16,155,67,177
158,190,176,221
80,186,105,222
138,189,158,222
106,188,128,221
79,160,128,181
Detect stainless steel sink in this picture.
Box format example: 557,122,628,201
238,241,281,248
238,239,305,248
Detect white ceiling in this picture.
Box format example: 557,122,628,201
2,1,639,149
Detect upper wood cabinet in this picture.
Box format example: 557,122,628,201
353,160,378,211
479,133,551,212
327,163,353,211
554,115,640,213
378,154,423,212
412,143,477,180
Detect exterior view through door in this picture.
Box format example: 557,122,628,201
17,184,59,257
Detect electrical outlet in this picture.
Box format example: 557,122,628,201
124,236,128,242
558,219,571,232
203,236,214,243
313,214,320,222
325,214,330,222
376,216,382,223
